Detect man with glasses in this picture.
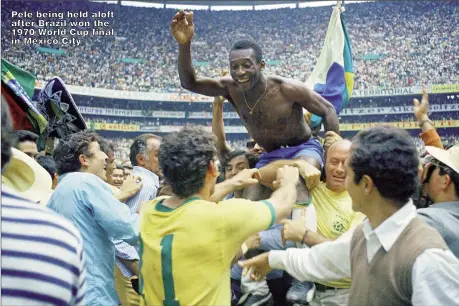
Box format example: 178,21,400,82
418,145,459,258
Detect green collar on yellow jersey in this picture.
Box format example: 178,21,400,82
155,196,201,212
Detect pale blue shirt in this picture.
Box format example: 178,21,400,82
47,172,140,306
114,166,159,277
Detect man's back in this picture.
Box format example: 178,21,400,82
139,196,275,305
1,188,86,306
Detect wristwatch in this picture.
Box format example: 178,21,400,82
419,119,434,128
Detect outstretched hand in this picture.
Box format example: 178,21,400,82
170,10,194,44
238,252,272,281
413,87,429,122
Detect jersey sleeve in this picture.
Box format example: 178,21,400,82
218,198,275,262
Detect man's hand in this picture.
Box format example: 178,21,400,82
170,10,194,44
238,253,272,281
323,131,342,152
230,168,261,190
119,175,142,200
273,165,300,189
214,96,226,104
245,233,261,250
413,87,429,122
293,160,321,191
280,219,307,245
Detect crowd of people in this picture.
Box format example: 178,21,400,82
2,1,458,93
2,88,459,305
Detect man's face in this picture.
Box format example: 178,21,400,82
230,48,264,92
84,141,108,181
17,141,38,160
344,154,364,213
123,168,132,180
142,137,161,175
105,151,116,180
247,141,265,158
325,141,351,193
225,154,249,180
111,168,124,188
423,160,449,203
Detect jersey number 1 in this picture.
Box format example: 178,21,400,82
161,234,180,306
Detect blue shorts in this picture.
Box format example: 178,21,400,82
255,138,324,169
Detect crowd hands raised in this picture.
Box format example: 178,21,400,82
2,0,458,93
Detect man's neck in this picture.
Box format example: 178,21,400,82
365,198,401,229
163,191,209,209
433,191,459,205
246,73,267,99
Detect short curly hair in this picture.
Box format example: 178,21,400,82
53,131,101,175
159,126,217,198
350,126,419,206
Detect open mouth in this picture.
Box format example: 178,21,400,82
237,78,250,84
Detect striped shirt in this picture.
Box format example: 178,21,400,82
115,166,159,277
1,187,86,306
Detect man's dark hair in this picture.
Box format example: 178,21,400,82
130,133,161,166
15,130,38,145
1,99,15,171
53,131,100,175
350,126,419,206
159,126,216,198
36,155,57,179
231,40,263,63
223,150,258,172
99,139,115,155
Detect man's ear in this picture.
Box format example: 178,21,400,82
136,153,144,166
79,154,89,168
260,59,266,70
209,160,220,178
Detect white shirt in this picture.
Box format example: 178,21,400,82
269,201,459,305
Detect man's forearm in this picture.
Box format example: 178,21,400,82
210,179,239,202
258,160,298,189
269,182,297,222
323,107,340,134
212,101,228,152
303,230,332,247
178,42,197,89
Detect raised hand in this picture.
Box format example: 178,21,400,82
273,165,299,189
293,159,321,191
413,87,429,122
170,10,194,44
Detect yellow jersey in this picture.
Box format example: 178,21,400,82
139,196,275,306
311,182,366,288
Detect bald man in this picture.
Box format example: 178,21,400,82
278,139,366,306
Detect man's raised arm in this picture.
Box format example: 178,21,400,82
171,10,229,97
282,79,340,134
